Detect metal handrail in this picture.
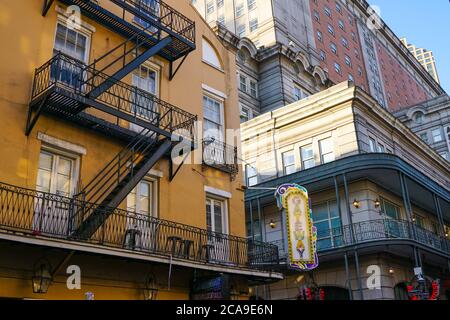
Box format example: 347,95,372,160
0,182,279,271
202,139,239,176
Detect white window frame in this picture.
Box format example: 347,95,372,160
126,176,159,218
206,195,229,235
203,91,225,141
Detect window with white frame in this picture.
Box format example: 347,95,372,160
236,3,245,17
282,151,296,175
300,144,315,169
206,1,215,14
203,95,224,141
377,143,385,153
249,18,258,32
248,0,256,11
239,74,248,92
36,149,77,197
319,138,335,164
250,80,258,98
127,180,157,217
206,196,227,234
237,24,246,37
431,128,443,143
369,137,376,152
381,198,400,220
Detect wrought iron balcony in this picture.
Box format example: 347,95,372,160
29,53,197,141
315,219,450,254
275,219,450,262
44,0,196,61
0,182,279,272
202,139,239,179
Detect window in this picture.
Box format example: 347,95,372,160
217,0,224,8
432,128,443,143
246,164,258,186
335,2,342,13
202,38,222,69
53,23,90,89
250,80,258,98
237,24,246,37
134,0,160,31
313,201,341,250
324,6,331,17
236,3,244,17
345,55,352,67
320,50,326,61
330,42,337,54
348,74,354,82
358,66,363,76
35,149,78,234
127,180,156,217
317,31,323,42
381,199,400,220
282,151,296,175
206,1,214,14
203,95,224,141
37,150,76,197
300,145,315,169
206,197,227,234
413,111,424,124
249,18,258,32
419,132,428,143
293,85,308,101
239,74,248,92
130,64,159,132
320,138,335,163
338,20,345,30
248,0,256,11
327,24,335,36
314,10,320,22
240,105,251,123
341,37,348,48
377,143,385,153
334,62,341,75
368,137,376,152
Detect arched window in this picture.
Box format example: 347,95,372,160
322,286,350,300
202,38,222,70
394,282,409,300
413,111,424,124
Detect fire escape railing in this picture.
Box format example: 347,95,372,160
202,139,239,179
31,52,197,137
0,182,279,271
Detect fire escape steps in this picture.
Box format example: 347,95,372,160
72,138,173,240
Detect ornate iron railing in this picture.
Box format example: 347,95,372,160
31,53,197,136
316,219,450,253
0,182,278,271
202,139,239,178
275,219,449,260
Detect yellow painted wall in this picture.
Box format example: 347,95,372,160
0,0,245,236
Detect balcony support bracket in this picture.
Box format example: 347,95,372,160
169,54,189,81
42,0,54,16
169,149,191,182
26,94,49,136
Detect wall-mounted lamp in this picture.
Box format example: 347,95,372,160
412,216,416,222
353,199,360,209
143,274,159,301
32,259,52,294
269,220,276,229
388,267,395,275
374,198,381,208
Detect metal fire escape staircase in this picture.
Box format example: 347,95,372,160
28,0,197,239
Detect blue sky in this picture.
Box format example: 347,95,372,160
367,0,449,94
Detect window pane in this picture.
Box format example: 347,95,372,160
214,201,223,233
313,203,329,221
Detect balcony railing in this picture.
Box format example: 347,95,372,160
56,0,196,60
31,53,197,137
0,182,278,271
202,139,239,179
274,219,449,261
316,219,450,254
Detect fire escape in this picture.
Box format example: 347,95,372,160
28,0,197,240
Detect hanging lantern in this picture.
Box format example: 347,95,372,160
32,259,52,294
143,274,159,301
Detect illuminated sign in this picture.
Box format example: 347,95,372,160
276,184,318,271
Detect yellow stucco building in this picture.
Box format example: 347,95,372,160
0,0,282,300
